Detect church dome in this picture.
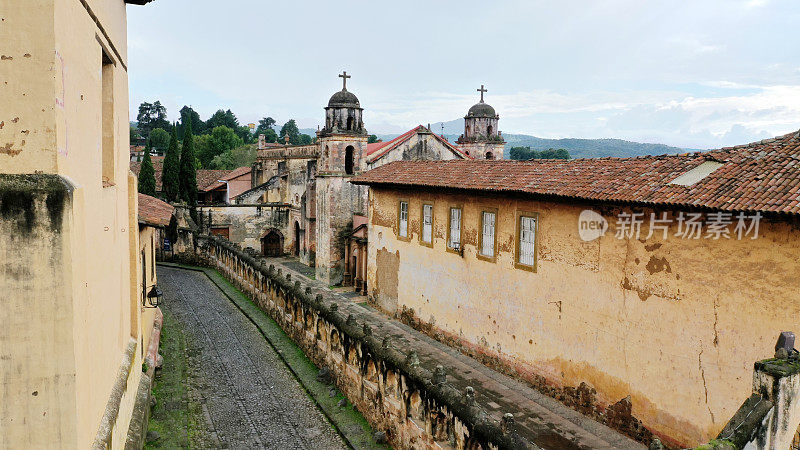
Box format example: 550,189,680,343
467,101,496,118
328,90,360,108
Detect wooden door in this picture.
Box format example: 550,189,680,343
262,231,282,257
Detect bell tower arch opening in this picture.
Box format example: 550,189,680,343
345,146,354,175
294,221,301,256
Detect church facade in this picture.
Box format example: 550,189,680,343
246,74,506,285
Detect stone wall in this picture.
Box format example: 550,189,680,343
197,235,529,450
256,144,319,162
198,205,289,252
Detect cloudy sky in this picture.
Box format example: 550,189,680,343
128,0,800,149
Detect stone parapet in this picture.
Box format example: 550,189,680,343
196,234,531,449
257,145,319,161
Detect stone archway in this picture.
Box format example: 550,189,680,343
261,229,283,257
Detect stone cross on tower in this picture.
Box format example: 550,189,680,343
477,84,487,103
339,71,351,91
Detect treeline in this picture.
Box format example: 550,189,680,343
131,101,315,170
508,146,570,160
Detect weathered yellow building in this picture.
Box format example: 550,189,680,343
353,132,800,447
0,0,159,447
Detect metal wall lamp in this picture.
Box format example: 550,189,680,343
143,285,163,308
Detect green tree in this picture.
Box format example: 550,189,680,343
279,119,301,144
254,117,278,143
368,134,379,144
205,109,253,143
554,148,570,159
179,122,198,213
149,127,170,154
298,133,313,145
178,105,204,139
130,124,143,145
255,117,275,136
136,101,171,138
509,146,534,160
138,142,156,196
205,109,239,131
210,144,257,170
508,146,570,160
195,126,243,168
162,127,180,202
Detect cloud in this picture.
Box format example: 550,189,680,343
127,0,800,149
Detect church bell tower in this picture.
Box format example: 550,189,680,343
315,72,369,284
456,84,505,159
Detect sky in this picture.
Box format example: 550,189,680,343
127,0,800,149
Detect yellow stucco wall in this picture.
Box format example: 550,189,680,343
0,1,157,447
366,186,800,446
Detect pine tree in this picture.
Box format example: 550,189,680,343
179,122,198,219
138,140,157,196
162,126,180,202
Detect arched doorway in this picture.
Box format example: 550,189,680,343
485,152,494,160
345,145,354,175
294,221,301,256
346,116,354,131
487,124,493,136
261,229,283,257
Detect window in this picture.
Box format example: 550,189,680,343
398,201,408,238
517,214,538,270
421,204,433,245
479,210,496,260
101,50,115,186
448,207,462,251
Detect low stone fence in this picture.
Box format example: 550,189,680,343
197,234,529,449
689,351,800,449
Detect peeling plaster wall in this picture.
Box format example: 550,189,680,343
0,1,155,447
366,187,800,447
367,131,464,168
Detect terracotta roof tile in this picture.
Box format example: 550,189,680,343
130,161,234,192
353,129,800,215
138,193,174,227
203,166,252,191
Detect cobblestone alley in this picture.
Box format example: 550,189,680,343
158,266,347,449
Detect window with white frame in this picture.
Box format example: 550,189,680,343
480,211,496,257
422,204,433,243
448,207,461,249
399,201,408,237
518,215,537,266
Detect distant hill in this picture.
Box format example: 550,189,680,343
417,118,693,159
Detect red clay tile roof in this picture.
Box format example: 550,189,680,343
203,166,252,191
353,129,800,215
366,125,471,163
131,160,164,190
196,170,233,192
138,193,174,227
130,161,233,192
